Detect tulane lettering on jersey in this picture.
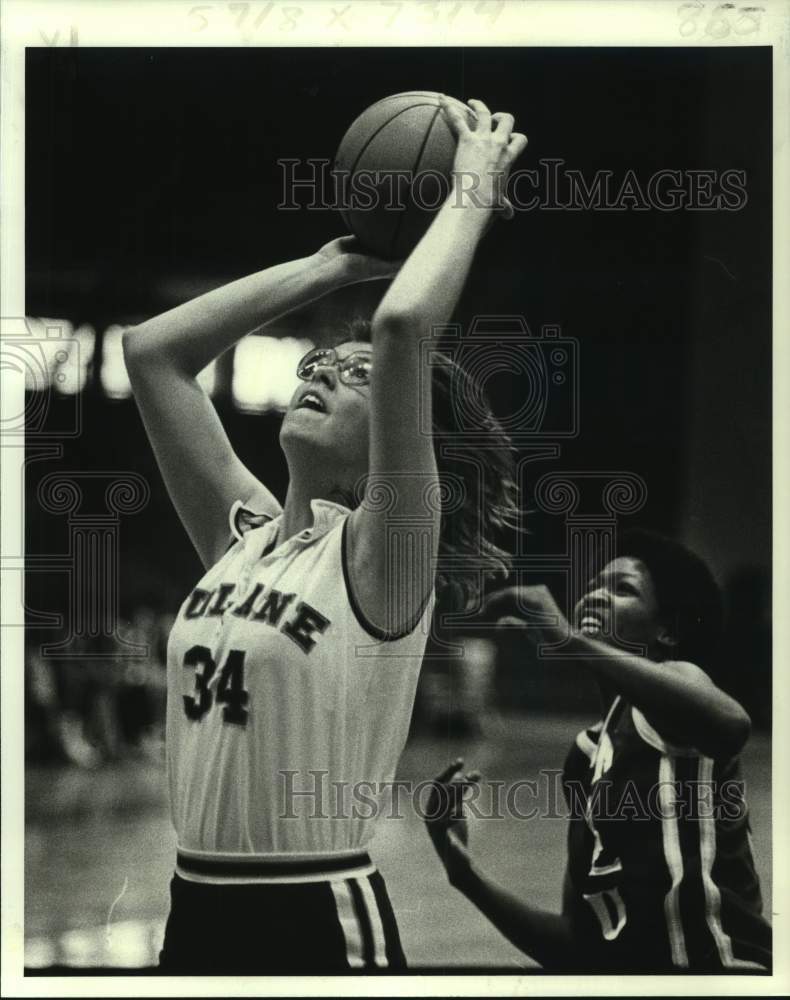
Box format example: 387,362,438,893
182,582,331,654
165,498,434,868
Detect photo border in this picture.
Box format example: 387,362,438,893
2,1,788,996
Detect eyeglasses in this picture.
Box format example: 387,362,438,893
296,347,373,387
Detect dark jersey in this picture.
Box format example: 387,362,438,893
561,695,771,972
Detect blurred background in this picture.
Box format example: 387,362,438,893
22,46,771,970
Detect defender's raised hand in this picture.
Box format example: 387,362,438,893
424,758,481,889
484,584,571,647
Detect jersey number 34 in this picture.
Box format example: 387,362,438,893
182,644,249,725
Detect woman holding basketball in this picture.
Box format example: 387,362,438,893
425,531,772,972
123,97,526,973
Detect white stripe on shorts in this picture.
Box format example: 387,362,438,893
330,880,364,969
358,877,388,967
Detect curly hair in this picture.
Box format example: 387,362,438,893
334,317,519,610
614,528,724,674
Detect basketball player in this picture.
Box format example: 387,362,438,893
426,530,772,972
123,98,527,972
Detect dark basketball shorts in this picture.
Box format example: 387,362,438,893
158,851,406,974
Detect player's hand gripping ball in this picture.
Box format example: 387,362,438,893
334,91,522,259
315,235,403,282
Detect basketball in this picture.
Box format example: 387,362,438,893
334,91,469,259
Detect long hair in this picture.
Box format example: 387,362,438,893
335,317,519,610
615,528,724,673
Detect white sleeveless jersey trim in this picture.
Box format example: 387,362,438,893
340,516,433,642
228,497,280,544
229,499,246,541
166,498,434,859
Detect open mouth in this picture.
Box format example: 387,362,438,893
296,391,327,413
578,613,604,637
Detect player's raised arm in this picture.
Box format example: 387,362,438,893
424,761,576,970
123,250,396,569
346,98,528,634
488,580,751,760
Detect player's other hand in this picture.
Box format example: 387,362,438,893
439,96,527,217
315,235,403,282
483,584,570,647
424,758,479,889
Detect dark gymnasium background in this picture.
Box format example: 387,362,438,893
23,47,772,970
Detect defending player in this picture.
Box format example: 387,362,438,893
425,530,772,972
123,98,526,972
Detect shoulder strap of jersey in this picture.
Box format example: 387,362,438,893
229,499,276,545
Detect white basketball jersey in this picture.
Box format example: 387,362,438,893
166,498,433,865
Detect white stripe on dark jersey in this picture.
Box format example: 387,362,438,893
585,701,622,876
582,888,627,940
358,877,388,967
330,881,364,968
575,729,598,762
659,755,689,967
697,757,765,970
590,858,623,877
